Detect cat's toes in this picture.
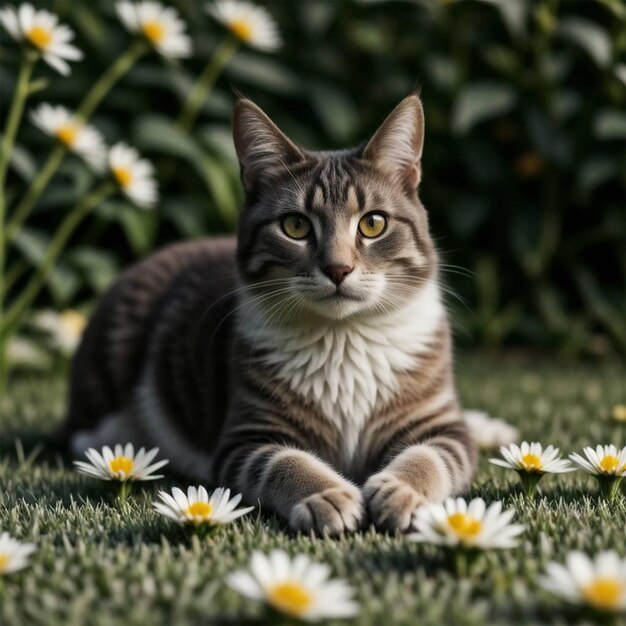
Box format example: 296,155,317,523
363,472,426,532
289,485,363,535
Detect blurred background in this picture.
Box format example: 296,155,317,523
1,0,624,374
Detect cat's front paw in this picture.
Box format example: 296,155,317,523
363,471,426,532
289,485,364,535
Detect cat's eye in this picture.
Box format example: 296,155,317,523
358,212,387,238
281,213,312,240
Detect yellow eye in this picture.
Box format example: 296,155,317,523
281,214,311,240
358,213,387,238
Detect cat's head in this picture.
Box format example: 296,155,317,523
233,95,437,322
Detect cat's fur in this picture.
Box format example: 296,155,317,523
60,95,477,534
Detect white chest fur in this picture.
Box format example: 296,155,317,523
238,280,444,465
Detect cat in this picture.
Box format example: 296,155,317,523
59,95,477,534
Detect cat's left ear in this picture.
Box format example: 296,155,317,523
363,95,424,191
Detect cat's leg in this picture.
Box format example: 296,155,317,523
217,443,363,535
363,419,475,531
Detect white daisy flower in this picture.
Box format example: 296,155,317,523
0,532,36,575
108,143,158,209
569,445,626,477
33,309,86,355
154,486,254,526
207,1,281,52
0,3,82,75
539,551,626,613
115,1,191,59
226,550,359,622
74,443,168,482
30,104,107,170
409,497,525,550
490,441,574,474
463,409,519,451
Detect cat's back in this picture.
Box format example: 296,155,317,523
63,237,238,441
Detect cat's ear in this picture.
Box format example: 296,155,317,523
363,95,424,191
233,98,305,192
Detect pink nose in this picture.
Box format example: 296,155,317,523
323,264,354,286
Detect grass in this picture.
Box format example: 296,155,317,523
0,353,624,626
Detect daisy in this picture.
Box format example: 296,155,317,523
33,309,86,355
154,486,254,526
490,441,574,497
30,104,107,170
570,445,626,500
0,532,36,575
207,1,281,52
539,551,626,613
115,1,191,59
463,409,519,450
227,550,359,622
108,143,158,209
409,497,525,550
0,3,82,75
570,445,626,477
74,443,168,482
613,405,626,423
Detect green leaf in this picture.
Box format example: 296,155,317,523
68,247,119,293
133,115,204,162
453,83,516,134
226,54,302,95
594,109,626,139
9,144,36,182
558,18,612,67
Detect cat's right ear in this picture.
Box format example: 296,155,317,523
232,98,304,192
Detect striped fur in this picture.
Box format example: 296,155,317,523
62,96,476,534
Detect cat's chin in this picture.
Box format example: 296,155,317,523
300,294,376,322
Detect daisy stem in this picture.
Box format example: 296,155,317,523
76,38,149,122
176,36,240,133
517,471,543,499
0,180,116,339
0,50,37,396
119,481,132,502
2,38,149,248
3,143,67,244
595,475,623,501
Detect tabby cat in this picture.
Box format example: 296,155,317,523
60,95,476,534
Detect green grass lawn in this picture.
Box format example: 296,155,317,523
1,354,624,626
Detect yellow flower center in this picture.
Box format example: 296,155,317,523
186,501,213,520
582,578,622,611
56,125,78,147
0,553,9,573
599,455,620,474
613,405,626,422
112,166,133,189
268,582,313,617
521,453,543,471
109,456,134,477
27,25,52,49
142,21,166,43
447,512,483,539
59,310,86,338
229,18,253,42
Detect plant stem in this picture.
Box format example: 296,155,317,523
0,51,37,395
3,143,66,243
595,475,623,502
2,38,149,247
76,38,149,122
119,481,132,502
176,36,239,133
0,181,116,339
517,471,544,499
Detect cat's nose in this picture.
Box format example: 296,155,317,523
323,264,354,285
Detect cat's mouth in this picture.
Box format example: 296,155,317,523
320,288,365,302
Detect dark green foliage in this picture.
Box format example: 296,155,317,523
1,0,624,355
